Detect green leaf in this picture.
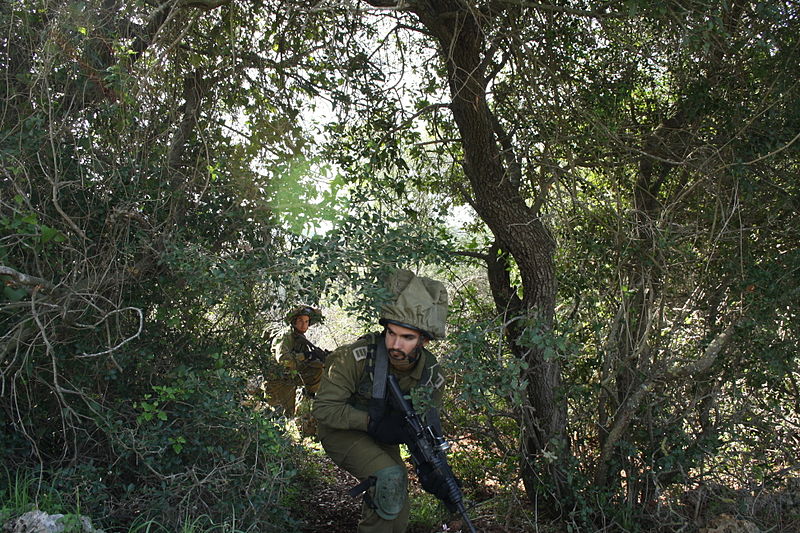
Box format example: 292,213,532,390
39,225,63,244
3,285,28,302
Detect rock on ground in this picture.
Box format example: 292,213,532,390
3,510,104,533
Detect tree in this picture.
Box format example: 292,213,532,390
3,0,799,529
0,1,335,528
326,0,800,521
1,1,456,527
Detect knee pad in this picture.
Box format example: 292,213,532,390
370,465,407,520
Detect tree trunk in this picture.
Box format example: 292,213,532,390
405,0,569,509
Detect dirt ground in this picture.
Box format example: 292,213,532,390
292,445,793,533
296,451,361,532
295,450,502,533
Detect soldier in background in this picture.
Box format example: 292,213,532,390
269,305,329,421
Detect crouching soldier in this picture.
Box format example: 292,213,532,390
313,270,448,532
269,305,329,421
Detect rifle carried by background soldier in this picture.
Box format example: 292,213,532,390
298,336,330,363
387,374,478,533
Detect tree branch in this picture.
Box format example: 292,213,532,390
490,112,522,186
453,250,489,261
666,324,736,379
179,0,231,9
0,266,54,293
491,0,626,19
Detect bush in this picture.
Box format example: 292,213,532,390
2,366,299,532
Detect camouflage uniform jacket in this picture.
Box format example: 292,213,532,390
313,332,445,438
272,327,315,374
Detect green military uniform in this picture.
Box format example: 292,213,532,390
268,327,324,416
314,269,448,532
313,332,445,533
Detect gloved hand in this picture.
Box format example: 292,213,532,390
312,347,330,362
304,347,329,362
367,412,408,444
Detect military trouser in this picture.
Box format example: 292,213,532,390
319,428,410,533
264,361,324,417
263,378,298,416
298,360,323,393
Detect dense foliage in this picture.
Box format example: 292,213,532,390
2,0,798,532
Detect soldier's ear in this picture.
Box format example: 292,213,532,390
420,337,430,348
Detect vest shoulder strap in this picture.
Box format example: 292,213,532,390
368,340,389,422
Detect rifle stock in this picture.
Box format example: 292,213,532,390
386,374,478,533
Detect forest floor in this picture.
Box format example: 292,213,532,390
296,448,360,532
290,436,794,533
294,442,510,533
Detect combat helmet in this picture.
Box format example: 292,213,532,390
378,269,448,340
284,305,324,326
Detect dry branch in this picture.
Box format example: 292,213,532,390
0,265,54,293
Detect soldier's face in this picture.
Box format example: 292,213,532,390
293,314,310,334
385,323,428,371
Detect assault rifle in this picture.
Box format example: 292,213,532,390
300,338,330,363
387,374,478,533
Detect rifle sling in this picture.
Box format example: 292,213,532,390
347,475,376,498
367,337,440,429
425,406,443,437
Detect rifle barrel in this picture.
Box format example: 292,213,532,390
459,507,478,533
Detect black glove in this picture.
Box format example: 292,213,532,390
367,412,408,444
305,347,329,362
419,466,461,511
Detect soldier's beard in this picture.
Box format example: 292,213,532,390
388,347,420,370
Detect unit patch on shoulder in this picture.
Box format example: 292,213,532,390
432,373,445,389
353,345,368,362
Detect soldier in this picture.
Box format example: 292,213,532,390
313,270,448,533
269,305,329,417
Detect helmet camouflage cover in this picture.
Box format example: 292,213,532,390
284,305,324,326
379,269,448,340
